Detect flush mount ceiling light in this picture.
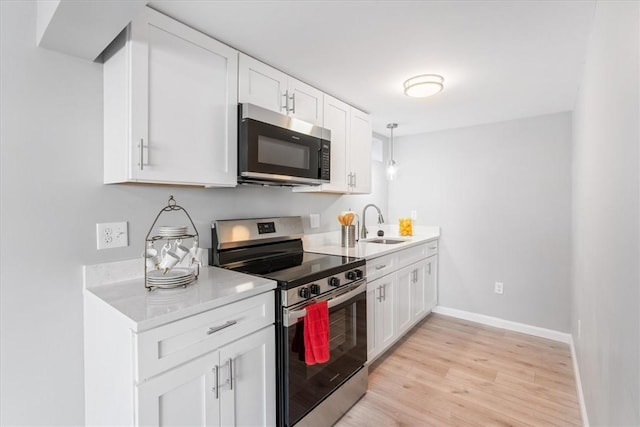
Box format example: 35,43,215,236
403,74,444,98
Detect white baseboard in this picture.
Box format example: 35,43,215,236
570,336,590,427
431,305,589,426
431,306,571,343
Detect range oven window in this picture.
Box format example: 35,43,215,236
285,287,367,426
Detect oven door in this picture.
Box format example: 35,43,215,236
238,116,330,186
282,281,367,426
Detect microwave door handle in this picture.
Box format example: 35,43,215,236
286,282,366,325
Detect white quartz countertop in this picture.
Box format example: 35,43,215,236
83,260,276,332
303,226,440,260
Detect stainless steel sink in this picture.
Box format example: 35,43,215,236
362,238,407,245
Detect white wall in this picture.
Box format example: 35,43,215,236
388,113,573,332
571,1,640,425
0,2,387,424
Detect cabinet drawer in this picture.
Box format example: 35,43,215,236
396,244,428,270
135,291,274,381
366,253,397,281
425,240,439,257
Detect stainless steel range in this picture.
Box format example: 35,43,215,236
209,216,367,426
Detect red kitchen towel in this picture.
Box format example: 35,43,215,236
303,300,330,365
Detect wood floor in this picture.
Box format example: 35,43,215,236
336,314,582,427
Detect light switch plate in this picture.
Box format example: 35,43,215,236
97,222,128,250
310,213,320,229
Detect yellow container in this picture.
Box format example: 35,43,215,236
399,218,413,236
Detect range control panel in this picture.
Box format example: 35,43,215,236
283,268,365,307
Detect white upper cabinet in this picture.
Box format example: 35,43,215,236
103,7,238,187
316,95,351,193
294,96,372,194
237,55,288,113
239,53,323,126
348,107,372,194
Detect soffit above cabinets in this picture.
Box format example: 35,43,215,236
36,0,146,61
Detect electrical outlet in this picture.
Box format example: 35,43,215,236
494,282,504,295
410,210,418,220
96,222,128,250
310,213,320,229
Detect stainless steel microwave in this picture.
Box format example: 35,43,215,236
238,103,331,186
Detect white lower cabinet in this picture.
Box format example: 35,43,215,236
137,326,275,427
367,276,396,361
395,266,413,335
366,242,439,363
424,255,438,314
84,291,276,427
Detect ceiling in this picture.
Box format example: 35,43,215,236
149,1,596,137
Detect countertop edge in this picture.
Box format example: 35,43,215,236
303,229,440,260
83,264,277,333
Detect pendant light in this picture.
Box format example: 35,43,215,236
386,123,398,181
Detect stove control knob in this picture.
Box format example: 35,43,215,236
354,269,364,280
299,287,311,299
346,270,357,280
329,277,341,287
310,284,321,295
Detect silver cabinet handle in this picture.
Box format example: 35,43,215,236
375,264,387,270
207,320,237,335
282,90,289,112
212,365,219,399
227,358,234,391
290,92,296,114
428,263,432,275
381,284,386,301
376,285,383,302
138,138,144,171
429,246,437,250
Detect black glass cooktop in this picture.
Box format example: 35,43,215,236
230,251,364,289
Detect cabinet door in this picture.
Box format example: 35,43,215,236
320,95,350,192
288,78,324,126
366,281,378,361
424,255,438,312
136,351,219,427
238,54,288,114
130,8,238,186
349,108,372,194
411,260,428,322
219,326,276,427
396,266,414,335
376,276,396,352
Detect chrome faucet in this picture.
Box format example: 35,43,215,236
361,204,385,239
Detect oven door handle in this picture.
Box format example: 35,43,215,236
286,281,366,325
